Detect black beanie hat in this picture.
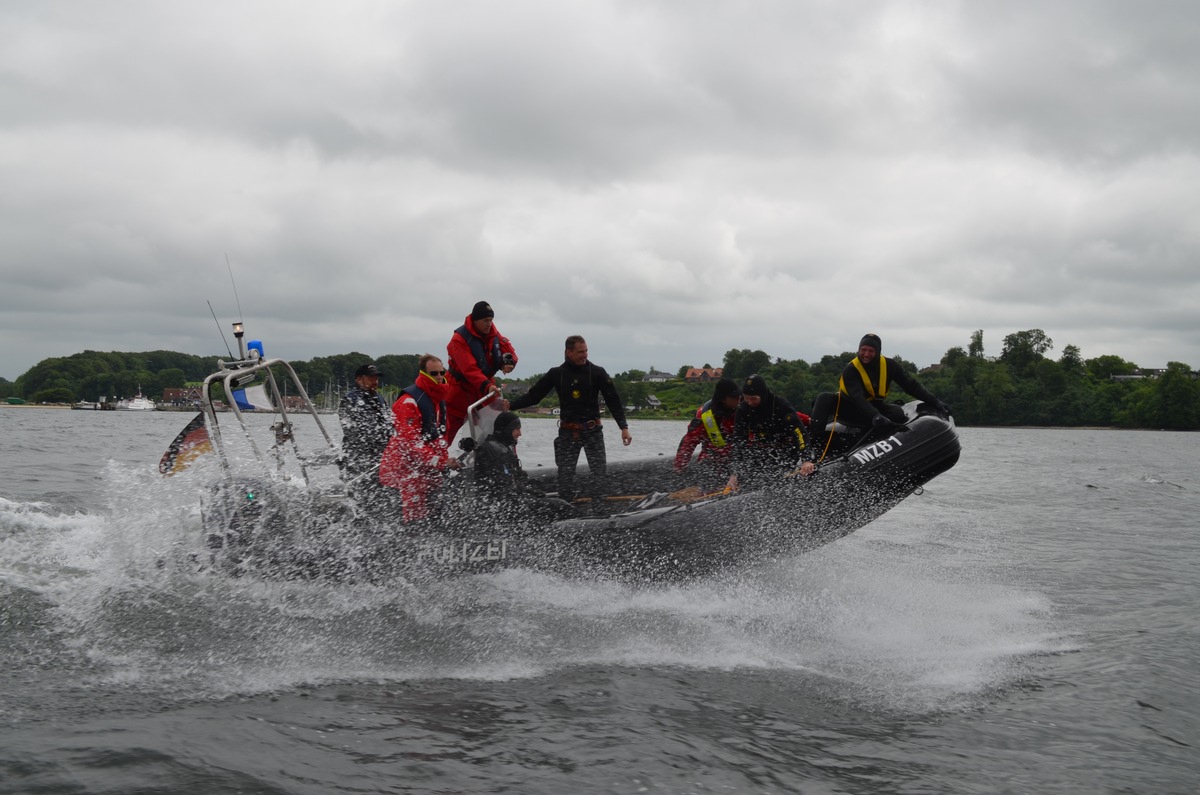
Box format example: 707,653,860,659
712,377,742,403
742,374,768,397
859,333,882,354
354,363,382,378
493,411,521,439
471,301,495,320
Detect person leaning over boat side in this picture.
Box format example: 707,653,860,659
444,301,518,446
504,335,632,502
726,374,815,491
674,377,742,491
337,362,393,499
379,355,463,524
473,411,577,522
809,333,951,438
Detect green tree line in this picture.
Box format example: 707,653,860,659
5,329,1197,429
597,328,1196,429
3,349,425,408
643,329,1194,430
7,350,221,405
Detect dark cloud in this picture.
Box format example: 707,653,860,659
1,1,1198,381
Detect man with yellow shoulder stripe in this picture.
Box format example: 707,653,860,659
812,333,950,436
674,377,742,489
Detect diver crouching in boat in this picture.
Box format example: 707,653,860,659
674,377,742,493
473,411,578,525
727,374,816,492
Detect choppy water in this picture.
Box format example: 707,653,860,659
1,408,1197,793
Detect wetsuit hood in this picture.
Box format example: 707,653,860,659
859,333,882,355
712,377,742,404
491,411,522,445
742,374,770,398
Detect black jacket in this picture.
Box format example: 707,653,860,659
338,386,393,475
732,391,811,476
473,436,539,499
508,360,629,428
840,356,937,420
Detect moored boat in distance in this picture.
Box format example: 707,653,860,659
116,387,157,411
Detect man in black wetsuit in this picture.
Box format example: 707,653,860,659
727,374,815,491
505,335,632,502
473,411,533,499
473,411,575,521
809,333,950,438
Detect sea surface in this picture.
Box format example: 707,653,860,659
1,408,1197,794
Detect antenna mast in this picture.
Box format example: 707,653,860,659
225,253,244,324
208,300,235,359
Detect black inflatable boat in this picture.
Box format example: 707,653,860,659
168,331,960,583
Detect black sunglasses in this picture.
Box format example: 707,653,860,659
426,370,446,377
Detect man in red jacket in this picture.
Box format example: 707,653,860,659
379,354,462,524
674,377,742,490
444,301,517,445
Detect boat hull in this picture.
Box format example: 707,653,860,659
518,410,961,580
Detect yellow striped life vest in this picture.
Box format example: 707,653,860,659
839,356,888,400
699,407,727,448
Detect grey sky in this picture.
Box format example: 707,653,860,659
3,1,1198,382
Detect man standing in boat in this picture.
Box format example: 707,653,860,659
505,335,632,502
337,362,393,500
674,377,742,491
379,354,462,524
444,301,518,445
727,374,815,491
808,333,950,440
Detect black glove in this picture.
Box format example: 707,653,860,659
871,413,895,432
934,399,951,416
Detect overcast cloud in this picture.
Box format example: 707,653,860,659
3,0,1198,381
